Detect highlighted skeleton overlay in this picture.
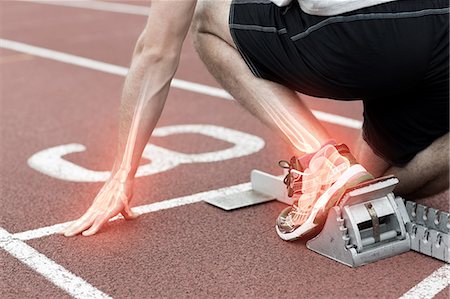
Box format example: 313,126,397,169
28,125,265,182
260,97,321,154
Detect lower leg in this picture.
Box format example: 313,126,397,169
383,133,449,198
192,1,331,155
356,131,449,198
354,132,390,176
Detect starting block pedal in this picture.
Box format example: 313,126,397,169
204,170,293,210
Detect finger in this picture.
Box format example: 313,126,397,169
63,212,98,237
62,219,85,237
82,203,123,236
58,221,77,235
62,191,109,236
61,199,102,234
82,211,114,237
62,210,95,234
121,204,138,220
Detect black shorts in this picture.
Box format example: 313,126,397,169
229,0,449,166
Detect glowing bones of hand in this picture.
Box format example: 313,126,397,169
59,72,162,236
117,78,151,180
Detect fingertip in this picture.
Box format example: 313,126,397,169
81,230,92,237
82,227,97,237
63,223,89,237
123,212,138,220
122,207,139,220
59,226,71,236
63,231,75,237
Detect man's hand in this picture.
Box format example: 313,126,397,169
62,172,138,237
61,1,197,238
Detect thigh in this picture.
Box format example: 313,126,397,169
362,15,449,166
362,89,449,167
229,0,449,99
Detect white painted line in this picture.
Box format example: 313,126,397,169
20,0,149,16
312,110,362,129
399,264,450,299
4,3,438,296
13,182,252,241
0,38,233,100
171,77,233,101
0,38,363,129
0,38,128,74
27,125,265,182
0,227,111,299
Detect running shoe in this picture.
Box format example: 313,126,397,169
276,143,373,241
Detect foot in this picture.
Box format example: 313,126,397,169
276,144,373,241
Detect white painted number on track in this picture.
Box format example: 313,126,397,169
27,124,265,182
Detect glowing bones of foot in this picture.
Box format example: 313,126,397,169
287,145,351,226
258,97,322,154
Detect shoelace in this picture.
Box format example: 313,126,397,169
278,158,321,228
281,147,352,227
278,159,308,197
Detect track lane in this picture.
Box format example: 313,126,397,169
25,202,447,298
1,1,448,298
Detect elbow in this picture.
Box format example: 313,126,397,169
142,49,179,67
136,46,180,77
134,34,180,70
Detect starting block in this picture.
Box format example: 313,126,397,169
205,169,450,266
204,170,293,210
306,176,411,267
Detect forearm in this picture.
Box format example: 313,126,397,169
63,1,197,237
111,45,179,181
109,0,196,182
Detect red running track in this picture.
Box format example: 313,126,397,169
1,1,448,298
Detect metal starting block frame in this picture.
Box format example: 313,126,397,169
204,169,450,266
306,176,411,267
405,202,449,263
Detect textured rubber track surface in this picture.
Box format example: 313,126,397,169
1,1,448,298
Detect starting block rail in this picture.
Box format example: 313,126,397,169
405,202,449,263
205,169,450,267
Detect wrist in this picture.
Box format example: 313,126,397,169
110,164,136,184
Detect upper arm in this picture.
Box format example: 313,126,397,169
138,0,198,57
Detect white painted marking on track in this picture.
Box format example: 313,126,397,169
5,2,443,297
20,0,149,16
0,39,233,100
399,264,450,299
0,38,363,129
0,227,111,299
27,124,265,182
11,179,450,298
13,182,251,241
312,110,362,129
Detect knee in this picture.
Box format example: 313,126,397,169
191,0,233,52
384,133,449,197
191,1,213,49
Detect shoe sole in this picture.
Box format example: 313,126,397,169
276,164,369,241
